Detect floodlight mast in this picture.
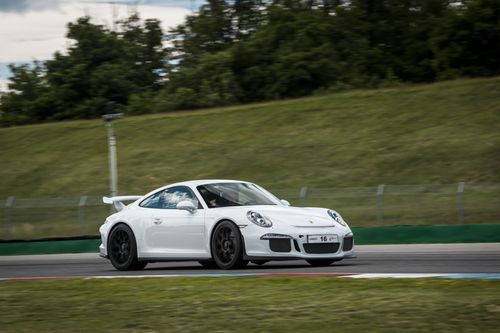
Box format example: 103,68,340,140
102,113,123,198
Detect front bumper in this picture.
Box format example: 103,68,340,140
242,226,354,260
98,223,109,259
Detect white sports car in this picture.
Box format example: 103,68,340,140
99,179,354,270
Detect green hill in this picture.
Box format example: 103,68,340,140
1,77,499,198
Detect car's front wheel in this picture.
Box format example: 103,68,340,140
211,221,246,269
108,224,147,271
306,259,336,267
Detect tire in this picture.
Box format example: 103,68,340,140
306,259,336,267
251,260,268,266
211,221,246,269
108,224,146,271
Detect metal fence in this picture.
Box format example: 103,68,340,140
1,183,499,240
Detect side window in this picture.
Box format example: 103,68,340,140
161,186,201,209
140,186,202,209
140,191,162,209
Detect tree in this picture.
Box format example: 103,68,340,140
168,0,233,66
232,0,265,39
431,0,500,79
1,14,168,124
119,15,167,90
0,62,50,125
2,1,500,126
158,51,241,111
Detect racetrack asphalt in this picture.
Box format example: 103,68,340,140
0,243,499,279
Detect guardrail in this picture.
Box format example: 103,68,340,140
1,183,499,240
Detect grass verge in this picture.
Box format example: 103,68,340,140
1,77,500,239
1,277,499,332
1,77,499,198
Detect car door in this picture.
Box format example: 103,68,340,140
140,186,207,258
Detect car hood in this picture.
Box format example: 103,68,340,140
247,205,335,227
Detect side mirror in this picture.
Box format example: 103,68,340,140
280,199,291,206
176,200,197,214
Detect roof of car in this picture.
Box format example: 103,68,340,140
166,179,250,188
138,180,253,199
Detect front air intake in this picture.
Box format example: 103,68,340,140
303,243,340,254
342,236,353,251
269,239,292,252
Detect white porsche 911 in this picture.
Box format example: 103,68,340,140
99,179,354,270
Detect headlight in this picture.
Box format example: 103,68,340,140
328,210,347,226
247,211,273,228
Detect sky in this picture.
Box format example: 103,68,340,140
0,0,202,91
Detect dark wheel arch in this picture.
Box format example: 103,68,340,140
210,220,248,269
209,219,247,259
107,222,133,253
107,222,146,271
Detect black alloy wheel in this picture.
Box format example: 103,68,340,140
211,221,247,269
108,224,147,271
306,259,336,267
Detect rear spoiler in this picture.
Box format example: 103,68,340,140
102,195,142,212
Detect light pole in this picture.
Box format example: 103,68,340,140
102,113,123,197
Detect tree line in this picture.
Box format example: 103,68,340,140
1,0,499,126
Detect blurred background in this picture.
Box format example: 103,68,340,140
0,0,499,240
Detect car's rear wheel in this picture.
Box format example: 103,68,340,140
108,224,147,271
211,221,246,269
306,259,336,267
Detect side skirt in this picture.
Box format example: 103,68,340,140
243,255,343,262
138,257,212,263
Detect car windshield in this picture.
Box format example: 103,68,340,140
197,183,278,208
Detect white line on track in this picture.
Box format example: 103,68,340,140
354,243,500,253
2,273,500,281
